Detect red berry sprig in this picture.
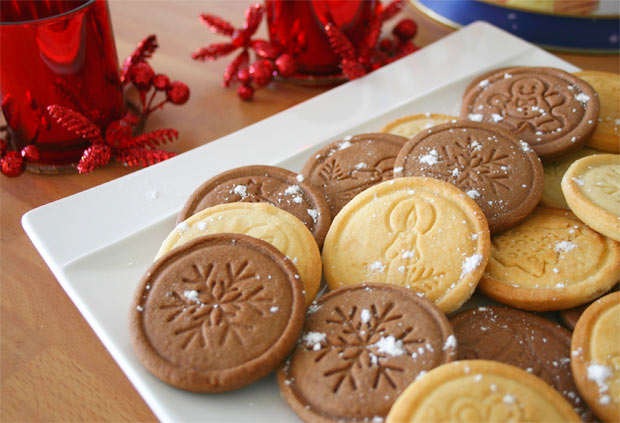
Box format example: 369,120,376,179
0,137,41,177
192,3,297,100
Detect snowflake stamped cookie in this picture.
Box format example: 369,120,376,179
129,233,305,392
278,283,457,422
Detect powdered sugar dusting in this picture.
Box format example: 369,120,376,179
360,308,371,323
233,185,248,198
575,93,590,103
176,221,190,233
468,113,483,122
461,254,483,278
373,335,406,356
184,290,201,304
466,189,481,199
302,331,326,350
555,241,577,253
369,261,386,273
443,335,457,350
419,149,439,166
307,208,318,224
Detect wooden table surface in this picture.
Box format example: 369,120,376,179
1,1,618,421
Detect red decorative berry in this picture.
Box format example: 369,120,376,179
275,54,297,78
1,151,25,177
166,81,190,105
379,38,394,52
393,19,417,43
249,59,274,86
131,62,155,90
152,74,170,90
0,139,7,156
237,68,252,84
21,145,40,161
237,84,254,101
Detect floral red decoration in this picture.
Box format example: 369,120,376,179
192,0,418,100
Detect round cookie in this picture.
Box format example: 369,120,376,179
571,291,620,422
461,67,600,159
573,70,620,153
394,120,544,233
541,147,600,209
480,207,620,311
277,283,457,422
301,133,408,219
450,305,593,420
463,67,516,98
558,283,619,330
157,202,322,306
176,165,331,248
322,176,490,314
561,154,620,242
386,360,581,422
129,233,305,392
381,113,457,138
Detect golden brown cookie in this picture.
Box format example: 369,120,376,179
561,154,620,242
322,177,490,314
480,207,620,311
381,113,457,138
461,67,600,159
277,283,457,422
386,360,581,422
573,71,620,153
571,291,620,422
157,202,322,306
541,147,600,209
129,233,305,392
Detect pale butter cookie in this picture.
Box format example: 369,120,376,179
480,207,620,311
381,113,457,138
561,154,620,242
322,177,490,314
157,202,321,306
386,360,580,422
573,71,620,153
571,291,620,422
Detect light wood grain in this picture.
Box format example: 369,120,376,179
1,1,618,421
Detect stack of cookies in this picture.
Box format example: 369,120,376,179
129,66,619,422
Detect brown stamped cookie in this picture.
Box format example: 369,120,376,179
394,120,544,233
461,67,600,159
450,305,593,421
277,283,457,422
301,133,408,218
558,283,619,331
571,291,620,422
177,165,331,248
129,233,305,392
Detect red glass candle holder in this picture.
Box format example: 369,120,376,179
265,0,377,77
0,0,124,173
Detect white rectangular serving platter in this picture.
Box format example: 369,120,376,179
23,22,579,422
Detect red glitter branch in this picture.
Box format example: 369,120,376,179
199,14,235,36
121,35,159,84
47,105,103,143
115,148,176,168
379,0,405,22
127,129,178,149
192,43,237,61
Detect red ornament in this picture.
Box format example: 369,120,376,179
121,35,158,85
131,62,155,90
21,145,40,161
249,60,274,86
237,68,252,84
393,18,417,42
166,82,190,105
153,74,170,90
275,54,296,78
1,151,25,177
237,84,254,101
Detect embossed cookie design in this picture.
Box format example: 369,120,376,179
461,67,600,159
176,165,331,248
129,233,305,392
386,360,580,422
381,113,457,138
394,120,544,233
277,283,457,422
157,202,322,306
571,291,620,422
562,154,620,242
450,306,593,420
302,133,408,218
322,177,490,314
480,207,620,311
